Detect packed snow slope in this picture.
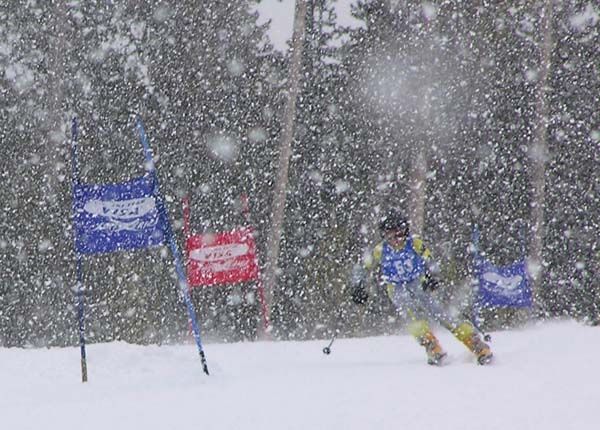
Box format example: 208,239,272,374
1,320,596,430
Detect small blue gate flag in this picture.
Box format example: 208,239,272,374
73,175,166,254
474,256,533,308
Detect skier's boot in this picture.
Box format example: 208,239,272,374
453,322,493,365
418,331,447,366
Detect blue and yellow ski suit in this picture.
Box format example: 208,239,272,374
360,235,491,362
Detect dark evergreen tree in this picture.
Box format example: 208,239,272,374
0,0,284,345
1,0,598,345
543,0,600,321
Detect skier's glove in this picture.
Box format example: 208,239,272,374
422,272,440,292
350,282,369,305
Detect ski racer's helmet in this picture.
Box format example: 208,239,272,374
378,209,409,236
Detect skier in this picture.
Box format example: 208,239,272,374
351,208,493,365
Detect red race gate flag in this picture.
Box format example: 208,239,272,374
186,227,259,287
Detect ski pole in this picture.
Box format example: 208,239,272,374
322,333,337,355
323,273,360,355
322,298,351,355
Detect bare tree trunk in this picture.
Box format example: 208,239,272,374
408,148,428,237
529,1,553,300
261,0,308,334
41,2,68,202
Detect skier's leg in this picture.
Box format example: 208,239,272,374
407,284,493,364
406,313,447,365
389,284,446,364
452,322,493,365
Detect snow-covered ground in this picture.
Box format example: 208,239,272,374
1,320,596,430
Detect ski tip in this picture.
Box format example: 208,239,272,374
477,354,494,365
427,352,448,366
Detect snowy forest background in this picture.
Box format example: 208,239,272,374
0,0,598,348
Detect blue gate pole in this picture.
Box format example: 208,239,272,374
135,116,209,375
71,118,88,382
470,225,491,342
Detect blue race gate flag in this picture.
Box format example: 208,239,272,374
73,175,166,254
474,256,532,308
